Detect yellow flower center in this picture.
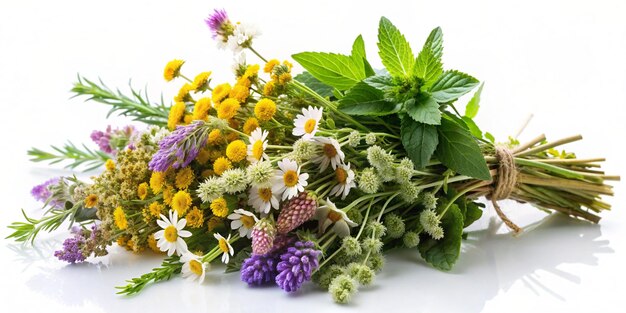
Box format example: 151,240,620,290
218,238,229,253
241,215,256,229
164,225,178,242
323,143,337,158
304,119,317,134
328,210,343,222
283,170,299,187
226,140,247,162
258,188,273,202
335,168,348,184
252,140,264,160
189,259,203,276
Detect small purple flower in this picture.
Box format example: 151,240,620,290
91,125,136,154
31,177,61,207
91,126,114,154
148,121,208,172
241,253,279,286
54,227,87,263
275,241,321,292
205,9,230,38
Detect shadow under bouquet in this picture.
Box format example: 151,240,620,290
9,9,619,304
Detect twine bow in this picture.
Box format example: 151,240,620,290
488,146,522,234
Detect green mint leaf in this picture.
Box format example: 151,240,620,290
464,82,483,118
292,52,365,91
461,116,483,139
377,17,414,77
430,70,479,103
484,132,495,143
294,71,334,98
338,82,401,116
404,93,441,125
464,201,484,228
418,204,464,271
424,27,444,59
435,117,491,180
351,35,376,77
364,74,395,94
401,115,439,169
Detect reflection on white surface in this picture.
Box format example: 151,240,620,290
5,213,612,313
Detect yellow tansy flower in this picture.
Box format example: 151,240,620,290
213,157,232,175
192,97,212,121
105,159,115,171
264,59,280,73
191,71,212,91
183,114,193,124
278,72,292,84
263,80,275,96
150,171,165,194
243,117,260,134
163,59,185,82
226,140,247,162
148,201,164,217
210,197,229,218
186,206,204,228
85,194,98,208
244,64,260,77
137,182,149,200
229,84,250,103
167,102,187,130
171,190,192,216
175,167,195,189
147,233,162,253
117,235,130,247
254,98,277,122
207,129,223,146
114,206,128,230
217,98,240,120
212,82,231,106
163,185,175,206
174,83,193,103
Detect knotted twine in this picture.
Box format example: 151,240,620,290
488,146,522,234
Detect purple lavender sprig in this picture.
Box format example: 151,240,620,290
148,121,209,172
91,125,136,154
275,241,321,292
54,224,106,264
241,253,278,286
31,177,61,207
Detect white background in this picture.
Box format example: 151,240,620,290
1,0,625,312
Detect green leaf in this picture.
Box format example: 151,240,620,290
364,74,395,94
292,52,365,90
377,17,414,77
338,82,401,116
462,116,483,139
464,201,484,228
404,93,441,125
401,115,439,169
435,117,491,180
294,71,334,98
424,27,444,59
351,35,376,77
430,70,479,103
418,204,464,271
485,132,495,143
464,82,483,118
225,246,251,273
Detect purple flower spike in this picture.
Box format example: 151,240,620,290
241,253,279,286
54,227,87,263
91,125,136,154
31,177,61,207
275,241,321,292
205,9,230,38
148,121,208,172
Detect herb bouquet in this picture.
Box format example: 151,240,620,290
9,9,618,304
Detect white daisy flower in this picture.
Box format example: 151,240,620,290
315,198,358,238
227,209,259,238
226,23,261,53
154,210,192,256
311,136,345,171
214,233,234,263
330,163,356,199
272,158,309,200
181,253,209,284
248,186,280,215
292,106,323,140
247,127,269,163
232,51,247,75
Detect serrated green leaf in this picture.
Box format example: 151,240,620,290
418,204,464,271
430,70,479,103
292,52,365,90
464,82,483,118
401,116,439,169
435,117,491,180
338,82,400,116
294,71,334,98
364,74,395,93
424,27,444,59
377,17,414,77
404,93,441,125
351,35,376,77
